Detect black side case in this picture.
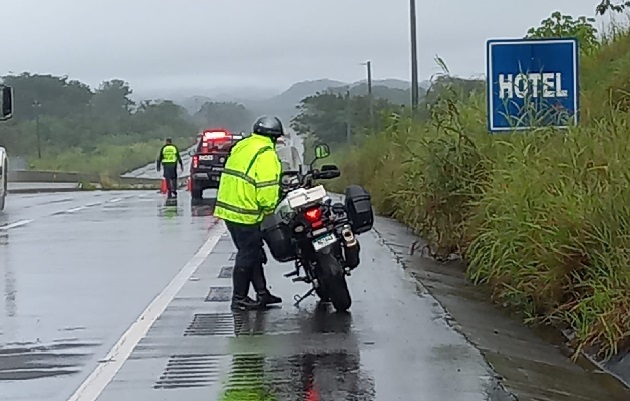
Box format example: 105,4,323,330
344,185,374,234
260,214,296,262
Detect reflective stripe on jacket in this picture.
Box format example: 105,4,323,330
213,134,281,225
161,144,178,164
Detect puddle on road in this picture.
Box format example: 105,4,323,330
224,306,375,400
0,339,98,381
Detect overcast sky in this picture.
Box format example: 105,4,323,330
0,0,614,96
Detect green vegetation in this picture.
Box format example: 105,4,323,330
291,91,403,147
299,11,630,361
0,73,256,176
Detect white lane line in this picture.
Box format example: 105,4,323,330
107,198,122,203
66,221,226,401
65,206,87,213
0,219,34,231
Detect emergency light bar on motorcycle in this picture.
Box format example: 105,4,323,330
202,130,229,140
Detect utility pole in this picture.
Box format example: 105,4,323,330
366,61,374,133
345,89,352,146
409,0,419,113
361,61,375,133
33,100,41,159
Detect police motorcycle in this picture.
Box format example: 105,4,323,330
260,144,374,312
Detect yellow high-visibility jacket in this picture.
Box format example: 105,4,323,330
214,134,282,225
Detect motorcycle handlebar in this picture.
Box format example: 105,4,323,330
281,166,340,187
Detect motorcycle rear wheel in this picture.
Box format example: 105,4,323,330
316,252,351,312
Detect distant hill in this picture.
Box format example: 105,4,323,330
177,77,432,122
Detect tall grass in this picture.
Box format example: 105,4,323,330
329,26,630,360
28,137,191,176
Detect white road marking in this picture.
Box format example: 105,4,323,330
0,219,33,231
107,198,122,203
65,206,87,213
65,221,226,401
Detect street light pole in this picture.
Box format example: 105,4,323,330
409,0,419,112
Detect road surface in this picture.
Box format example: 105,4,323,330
2,186,629,400
0,189,508,401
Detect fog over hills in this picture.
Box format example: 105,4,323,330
134,78,432,122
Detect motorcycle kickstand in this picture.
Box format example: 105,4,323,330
293,288,316,307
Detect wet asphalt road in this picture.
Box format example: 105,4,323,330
0,189,504,401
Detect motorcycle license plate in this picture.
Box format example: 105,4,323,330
312,232,336,251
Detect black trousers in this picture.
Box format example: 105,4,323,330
225,221,270,300
162,165,178,193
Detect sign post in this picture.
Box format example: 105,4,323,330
486,38,579,132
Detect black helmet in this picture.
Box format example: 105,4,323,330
252,115,283,138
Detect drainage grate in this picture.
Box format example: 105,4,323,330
229,252,236,261
218,266,233,278
205,286,232,302
184,313,235,336
154,354,221,389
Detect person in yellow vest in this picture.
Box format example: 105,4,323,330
156,138,183,198
214,116,284,310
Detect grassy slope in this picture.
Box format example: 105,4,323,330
328,28,630,360
28,136,192,177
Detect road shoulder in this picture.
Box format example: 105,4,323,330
373,216,630,401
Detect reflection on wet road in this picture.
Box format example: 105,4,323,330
0,191,218,401
1,190,516,400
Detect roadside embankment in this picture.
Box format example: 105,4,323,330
327,25,630,382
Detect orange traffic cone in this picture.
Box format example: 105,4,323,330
186,177,191,192
160,178,168,194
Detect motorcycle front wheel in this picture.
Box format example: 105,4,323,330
316,252,351,312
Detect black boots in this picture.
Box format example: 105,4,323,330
251,263,282,306
230,264,282,310
230,266,259,311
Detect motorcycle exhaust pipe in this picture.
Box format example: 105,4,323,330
341,226,360,269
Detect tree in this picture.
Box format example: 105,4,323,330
596,0,630,14
290,91,398,148
192,101,255,133
526,11,599,54
91,79,135,118
2,73,93,120
0,72,197,174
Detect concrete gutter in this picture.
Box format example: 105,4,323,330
373,216,630,400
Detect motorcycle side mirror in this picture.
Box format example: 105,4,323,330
314,144,330,160
0,85,13,121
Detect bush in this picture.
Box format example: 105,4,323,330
330,24,630,360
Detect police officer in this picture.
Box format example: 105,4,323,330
214,116,284,310
156,138,183,198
